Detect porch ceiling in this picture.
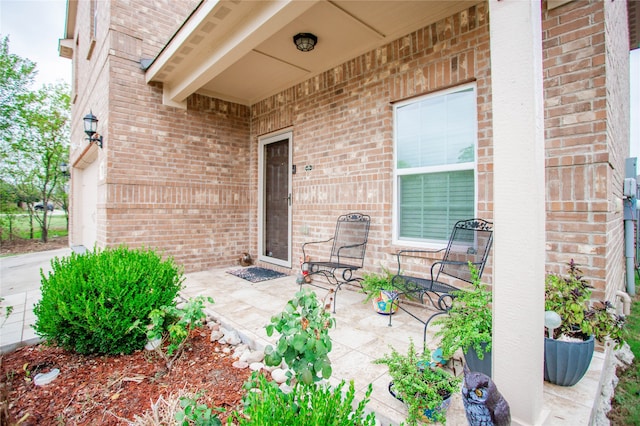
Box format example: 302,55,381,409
145,0,477,107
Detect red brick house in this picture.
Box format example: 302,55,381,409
60,0,636,423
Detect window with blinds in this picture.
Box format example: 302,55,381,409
393,84,477,244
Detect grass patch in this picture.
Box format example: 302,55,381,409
608,273,640,425
1,213,67,241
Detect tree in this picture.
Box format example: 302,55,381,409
0,36,70,243
0,35,36,143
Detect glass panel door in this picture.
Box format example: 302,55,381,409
259,131,292,267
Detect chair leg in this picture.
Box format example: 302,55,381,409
332,281,344,313
423,310,447,350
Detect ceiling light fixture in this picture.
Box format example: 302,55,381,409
293,33,317,52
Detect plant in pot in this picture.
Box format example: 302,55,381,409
433,263,493,377
374,339,461,425
544,259,625,386
361,266,399,315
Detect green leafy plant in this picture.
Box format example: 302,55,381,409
545,259,625,346
33,245,184,355
433,263,492,360
143,295,214,370
232,372,376,425
264,289,335,385
0,297,13,328
374,340,461,425
360,266,397,303
175,392,222,426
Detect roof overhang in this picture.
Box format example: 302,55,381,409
59,0,78,59
146,0,478,108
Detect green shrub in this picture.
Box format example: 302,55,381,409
232,372,377,425
264,289,335,385
175,391,223,426
145,295,214,370
33,245,184,354
545,259,625,346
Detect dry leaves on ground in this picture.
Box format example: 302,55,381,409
0,236,69,256
1,330,252,425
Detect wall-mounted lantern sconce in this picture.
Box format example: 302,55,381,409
60,162,70,178
83,111,103,148
293,33,317,52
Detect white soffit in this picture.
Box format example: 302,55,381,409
147,0,477,107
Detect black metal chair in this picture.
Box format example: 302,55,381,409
388,218,493,346
301,212,371,312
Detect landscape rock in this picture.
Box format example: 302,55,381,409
210,330,224,342
246,350,265,363
271,368,288,384
33,368,60,386
232,360,249,369
279,383,293,394
249,362,264,371
233,344,250,358
219,329,241,345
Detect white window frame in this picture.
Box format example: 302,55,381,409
392,83,478,248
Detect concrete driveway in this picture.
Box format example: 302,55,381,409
0,248,72,297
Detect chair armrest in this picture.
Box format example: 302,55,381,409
302,238,334,258
394,249,445,275
335,242,366,264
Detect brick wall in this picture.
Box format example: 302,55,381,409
73,0,628,290
251,3,493,278
603,0,631,301
630,0,640,50
70,0,252,271
542,0,628,299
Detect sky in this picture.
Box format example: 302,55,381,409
0,0,638,166
1,0,71,87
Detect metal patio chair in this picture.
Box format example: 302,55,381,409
388,218,493,346
301,212,371,312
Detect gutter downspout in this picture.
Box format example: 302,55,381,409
623,158,638,296
616,290,632,316
625,217,636,296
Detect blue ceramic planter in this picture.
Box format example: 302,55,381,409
464,343,492,378
544,335,595,386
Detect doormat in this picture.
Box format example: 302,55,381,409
227,267,287,283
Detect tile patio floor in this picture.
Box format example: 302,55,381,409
181,267,605,425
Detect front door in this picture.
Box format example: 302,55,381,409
259,131,292,267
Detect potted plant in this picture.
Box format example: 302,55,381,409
361,266,399,315
433,263,493,377
374,339,461,425
544,259,625,386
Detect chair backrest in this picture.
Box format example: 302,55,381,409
437,218,493,283
330,212,371,267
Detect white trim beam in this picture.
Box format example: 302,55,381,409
147,0,319,106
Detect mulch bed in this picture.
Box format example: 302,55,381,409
0,329,252,425
0,236,69,256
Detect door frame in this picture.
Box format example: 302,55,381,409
258,129,293,268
